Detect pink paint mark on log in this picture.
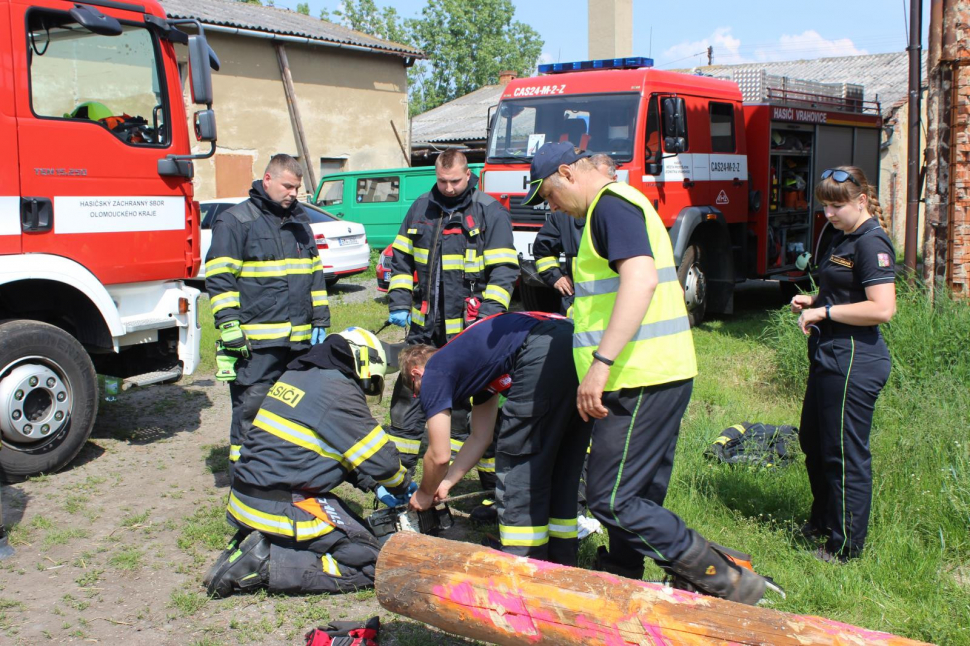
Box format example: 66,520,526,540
800,616,900,642
574,614,635,646
641,620,671,646
433,582,492,623
486,588,541,640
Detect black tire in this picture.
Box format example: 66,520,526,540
518,283,562,313
677,243,707,327
0,320,98,482
325,277,340,288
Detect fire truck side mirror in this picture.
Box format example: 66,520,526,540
188,35,214,105
664,136,686,154
661,97,687,142
194,110,217,142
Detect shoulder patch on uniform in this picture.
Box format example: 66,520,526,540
225,202,259,224
267,382,305,408
877,253,891,268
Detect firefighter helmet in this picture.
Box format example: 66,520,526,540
65,101,113,121
337,327,388,403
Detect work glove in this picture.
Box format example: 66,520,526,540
219,321,251,358
311,327,328,345
214,342,237,382
388,310,410,327
375,485,409,508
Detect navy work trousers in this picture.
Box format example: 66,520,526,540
800,330,890,559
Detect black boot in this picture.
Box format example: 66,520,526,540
665,530,766,605
593,546,644,580
203,529,250,588
469,499,498,525
205,531,271,598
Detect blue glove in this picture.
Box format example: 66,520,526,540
376,485,408,508
406,481,419,497
388,310,411,327
311,327,327,345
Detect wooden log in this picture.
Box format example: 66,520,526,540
375,533,932,646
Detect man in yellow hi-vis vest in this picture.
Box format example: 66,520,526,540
521,141,768,606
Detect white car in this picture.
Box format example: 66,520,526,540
197,198,369,287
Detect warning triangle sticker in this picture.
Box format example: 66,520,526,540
716,190,730,204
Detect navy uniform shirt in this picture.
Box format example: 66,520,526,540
816,218,895,308
589,193,653,270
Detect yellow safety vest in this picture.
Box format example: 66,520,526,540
572,182,697,390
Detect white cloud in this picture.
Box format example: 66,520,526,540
660,28,868,68
538,51,555,65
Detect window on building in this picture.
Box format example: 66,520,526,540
356,177,399,203
709,102,736,153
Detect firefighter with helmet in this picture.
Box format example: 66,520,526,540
385,149,519,521
204,328,416,597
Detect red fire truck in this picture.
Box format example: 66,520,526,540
482,57,882,322
0,0,219,479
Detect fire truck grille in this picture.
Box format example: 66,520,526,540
508,196,549,227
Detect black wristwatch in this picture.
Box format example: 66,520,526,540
825,304,832,320
592,350,614,367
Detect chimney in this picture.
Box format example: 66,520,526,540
498,70,517,85
588,0,633,60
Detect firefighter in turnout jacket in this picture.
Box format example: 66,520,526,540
385,150,518,504
204,329,415,597
204,155,330,477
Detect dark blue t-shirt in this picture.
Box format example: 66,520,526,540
419,313,544,419
590,193,653,272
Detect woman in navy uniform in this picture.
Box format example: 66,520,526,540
790,166,896,563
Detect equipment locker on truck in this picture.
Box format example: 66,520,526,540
0,0,219,479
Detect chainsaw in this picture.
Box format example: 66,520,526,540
366,490,491,538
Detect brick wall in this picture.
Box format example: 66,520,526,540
951,63,970,296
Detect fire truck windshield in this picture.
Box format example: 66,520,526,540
487,93,639,163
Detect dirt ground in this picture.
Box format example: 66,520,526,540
0,281,482,646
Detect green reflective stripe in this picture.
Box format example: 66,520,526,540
312,290,329,307
549,517,578,539
389,434,421,455
483,248,519,266
535,256,559,272
392,235,413,254
241,322,291,340
377,464,407,488
205,256,242,276
344,426,388,468
476,456,495,473
321,553,341,576
240,258,315,277
411,308,426,326
413,247,429,265
838,337,856,556
499,524,549,547
229,444,242,462
228,492,294,536
210,291,241,314
290,325,312,342
389,274,414,291
483,284,511,308
442,254,464,271
573,316,691,349
253,409,350,468
445,318,464,335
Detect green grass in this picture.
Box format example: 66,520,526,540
108,547,144,571
170,589,209,616
680,279,970,644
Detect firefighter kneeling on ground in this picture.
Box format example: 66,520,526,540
204,329,415,598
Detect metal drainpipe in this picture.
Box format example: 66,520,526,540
904,0,923,275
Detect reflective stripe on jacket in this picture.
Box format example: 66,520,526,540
205,184,330,349
532,211,585,286
572,182,697,390
387,178,518,343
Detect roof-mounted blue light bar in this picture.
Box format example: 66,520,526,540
537,56,654,75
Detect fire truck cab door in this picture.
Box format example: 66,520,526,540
0,3,22,256
707,100,747,221
12,0,188,285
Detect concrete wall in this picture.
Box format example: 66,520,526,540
878,97,928,253
588,0,632,60
184,32,411,201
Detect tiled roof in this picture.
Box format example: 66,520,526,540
410,83,506,146
677,51,923,117
159,0,423,58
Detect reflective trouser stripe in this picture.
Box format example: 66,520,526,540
227,492,336,541
290,324,312,342
476,456,495,473
229,444,242,462
411,308,426,326
499,524,549,547
389,434,421,455
573,316,691,348
483,284,511,309
549,517,579,539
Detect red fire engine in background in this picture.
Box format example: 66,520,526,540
482,57,882,322
0,0,219,479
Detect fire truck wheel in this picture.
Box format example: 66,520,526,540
518,283,561,314
0,320,98,483
677,243,707,327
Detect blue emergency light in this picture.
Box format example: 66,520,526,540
537,56,654,74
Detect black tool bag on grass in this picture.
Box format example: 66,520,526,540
705,422,799,468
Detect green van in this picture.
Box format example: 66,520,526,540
311,164,484,249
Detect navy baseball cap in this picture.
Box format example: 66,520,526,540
521,141,592,206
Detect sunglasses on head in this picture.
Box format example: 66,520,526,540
820,169,862,187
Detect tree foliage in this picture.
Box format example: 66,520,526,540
320,0,408,45
296,2,309,15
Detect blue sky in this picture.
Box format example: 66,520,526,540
277,1,932,69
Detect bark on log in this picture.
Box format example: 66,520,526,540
375,533,931,646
